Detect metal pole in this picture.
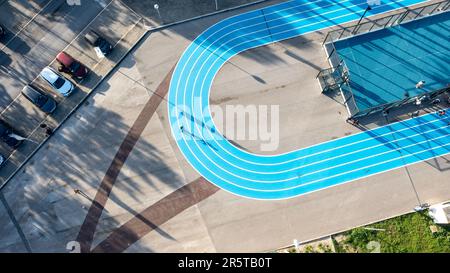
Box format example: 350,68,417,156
397,10,409,24
414,7,425,19
384,15,395,28
261,8,274,42
322,31,331,45
352,6,372,34
429,2,442,14
154,4,162,21
442,0,450,11
214,0,219,11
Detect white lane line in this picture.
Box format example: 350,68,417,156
175,122,450,184
179,0,424,171
176,0,361,95
177,112,448,176
297,129,450,181
172,128,450,194
274,138,450,193
184,0,417,166
169,0,436,192
175,0,428,176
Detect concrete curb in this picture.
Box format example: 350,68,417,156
271,209,421,253
143,0,270,32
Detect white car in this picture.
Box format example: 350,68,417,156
39,67,74,97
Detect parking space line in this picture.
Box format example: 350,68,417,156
4,0,118,116
116,0,142,19
0,0,56,52
0,0,115,119
0,0,117,161
0,0,149,187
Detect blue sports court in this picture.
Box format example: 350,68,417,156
335,11,450,113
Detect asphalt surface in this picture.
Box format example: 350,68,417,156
0,0,109,111
0,0,146,185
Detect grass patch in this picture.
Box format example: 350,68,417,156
335,212,450,253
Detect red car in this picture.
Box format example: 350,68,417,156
56,51,88,80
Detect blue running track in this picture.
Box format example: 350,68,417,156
167,0,450,200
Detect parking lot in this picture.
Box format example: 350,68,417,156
0,0,147,185
0,0,108,109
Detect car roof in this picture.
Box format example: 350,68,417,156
85,30,100,44
56,51,74,66
0,121,9,135
22,85,43,100
40,67,59,83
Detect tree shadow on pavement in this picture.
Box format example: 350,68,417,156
0,85,183,252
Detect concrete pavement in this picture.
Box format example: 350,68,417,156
0,0,449,253
121,0,267,28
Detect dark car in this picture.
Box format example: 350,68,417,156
21,84,57,113
56,51,89,80
0,153,5,167
84,30,113,57
0,24,5,39
0,121,23,148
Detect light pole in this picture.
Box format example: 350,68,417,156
352,5,372,34
214,0,219,11
154,3,162,21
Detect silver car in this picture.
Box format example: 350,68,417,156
39,67,74,97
